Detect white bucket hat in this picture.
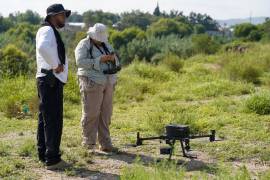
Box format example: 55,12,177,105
87,23,108,43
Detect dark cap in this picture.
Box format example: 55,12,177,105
45,4,71,21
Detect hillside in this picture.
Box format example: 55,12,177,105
217,17,267,26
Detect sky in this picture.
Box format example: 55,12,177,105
0,0,269,20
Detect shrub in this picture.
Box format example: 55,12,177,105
222,58,262,84
0,76,36,118
248,30,262,41
234,23,257,38
245,92,270,115
0,23,38,62
0,44,30,77
119,37,161,64
165,37,194,58
191,34,220,54
162,54,184,73
146,18,192,37
151,53,165,65
120,35,194,64
110,27,145,49
3,97,21,119
223,41,251,53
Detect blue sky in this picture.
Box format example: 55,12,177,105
0,0,269,19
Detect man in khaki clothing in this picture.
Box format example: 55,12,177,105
75,23,120,153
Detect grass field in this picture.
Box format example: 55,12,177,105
0,43,270,179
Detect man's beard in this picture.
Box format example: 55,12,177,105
57,23,65,29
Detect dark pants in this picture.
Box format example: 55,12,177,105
37,76,64,166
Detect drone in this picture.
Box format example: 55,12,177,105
135,124,216,159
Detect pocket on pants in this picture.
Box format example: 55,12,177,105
113,82,117,91
79,76,96,93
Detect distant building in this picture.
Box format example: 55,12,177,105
64,22,86,31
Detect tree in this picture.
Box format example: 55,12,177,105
234,23,257,38
0,15,13,33
68,12,83,22
83,10,120,27
8,10,41,25
188,12,219,31
194,24,206,34
259,18,270,41
119,10,154,30
110,27,145,49
147,18,192,37
0,23,38,64
153,2,161,16
248,30,262,41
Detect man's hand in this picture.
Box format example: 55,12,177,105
54,64,64,74
100,55,115,63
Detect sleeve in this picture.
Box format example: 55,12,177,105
75,41,101,71
36,27,59,69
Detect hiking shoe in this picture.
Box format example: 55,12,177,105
99,146,119,153
46,160,71,170
88,148,96,155
82,143,97,155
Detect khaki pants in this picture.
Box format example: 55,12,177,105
79,76,115,149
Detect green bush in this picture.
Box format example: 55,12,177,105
234,23,258,38
260,19,270,42
165,37,194,58
0,44,30,77
223,41,251,52
146,18,192,37
0,76,36,118
151,53,165,65
110,27,145,49
0,23,38,60
245,92,270,115
248,30,262,41
119,37,161,64
120,35,194,64
222,58,262,84
162,54,184,73
3,97,22,119
191,34,220,54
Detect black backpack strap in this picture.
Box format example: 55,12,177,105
89,39,111,59
101,43,111,55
